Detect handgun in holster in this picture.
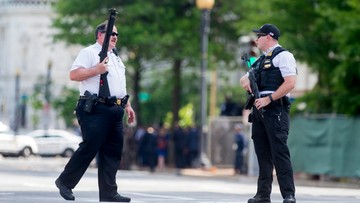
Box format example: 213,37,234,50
84,90,98,113
282,96,291,110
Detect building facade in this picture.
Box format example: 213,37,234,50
0,0,81,130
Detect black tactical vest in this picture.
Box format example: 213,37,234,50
251,47,286,92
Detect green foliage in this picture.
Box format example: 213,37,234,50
52,87,78,128
30,75,48,129
164,103,195,128
52,0,360,123
178,103,195,127
52,0,241,126
237,0,360,116
139,69,174,125
52,0,115,45
138,67,200,125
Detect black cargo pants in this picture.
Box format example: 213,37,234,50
58,99,125,199
251,100,295,199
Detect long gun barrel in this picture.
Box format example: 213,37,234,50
242,54,265,117
99,8,117,63
98,8,117,96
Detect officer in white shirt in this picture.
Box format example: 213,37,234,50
240,24,297,203
55,20,135,202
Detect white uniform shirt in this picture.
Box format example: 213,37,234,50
263,44,297,78
71,43,127,98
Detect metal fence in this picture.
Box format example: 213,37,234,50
208,115,259,175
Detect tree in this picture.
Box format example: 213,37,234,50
233,0,360,115
30,75,52,129
116,1,241,125
52,0,240,126
52,87,78,128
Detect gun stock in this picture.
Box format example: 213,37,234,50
241,53,252,68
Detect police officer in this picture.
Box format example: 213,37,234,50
240,24,297,203
55,21,135,202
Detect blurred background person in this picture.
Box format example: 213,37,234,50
233,124,245,175
134,125,146,168
186,125,200,168
172,122,187,175
156,125,169,171
140,127,157,172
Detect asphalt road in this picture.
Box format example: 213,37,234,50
0,156,359,203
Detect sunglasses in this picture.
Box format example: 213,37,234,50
256,33,267,39
101,31,118,37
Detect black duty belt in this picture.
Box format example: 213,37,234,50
79,95,128,107
97,97,122,106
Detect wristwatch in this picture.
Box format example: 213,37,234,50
268,94,274,102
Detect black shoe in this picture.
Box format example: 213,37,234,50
248,195,271,203
55,178,75,201
100,194,131,202
283,195,296,203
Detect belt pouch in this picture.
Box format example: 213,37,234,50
107,96,117,104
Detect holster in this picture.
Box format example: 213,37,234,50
83,90,98,113
282,96,291,106
282,96,291,110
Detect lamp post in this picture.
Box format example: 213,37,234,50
196,0,214,167
14,70,20,135
44,61,52,131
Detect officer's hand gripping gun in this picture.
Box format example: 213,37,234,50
241,54,265,118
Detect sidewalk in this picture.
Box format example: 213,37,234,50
179,167,360,189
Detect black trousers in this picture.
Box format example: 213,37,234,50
251,102,295,198
58,99,125,199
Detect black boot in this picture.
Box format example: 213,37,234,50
248,195,271,203
100,194,131,202
283,195,296,203
55,178,75,201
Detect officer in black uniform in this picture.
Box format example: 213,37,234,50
240,24,297,203
55,21,135,202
